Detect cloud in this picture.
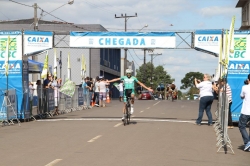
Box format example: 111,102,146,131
199,6,240,18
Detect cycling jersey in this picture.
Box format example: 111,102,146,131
121,76,138,90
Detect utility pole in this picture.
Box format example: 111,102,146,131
32,3,38,81
115,13,137,76
33,3,38,30
149,53,162,86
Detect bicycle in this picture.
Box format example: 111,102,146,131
123,96,131,126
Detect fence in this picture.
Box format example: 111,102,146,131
213,88,234,154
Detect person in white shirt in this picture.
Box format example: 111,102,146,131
118,81,123,102
98,77,107,107
239,77,250,151
194,74,214,126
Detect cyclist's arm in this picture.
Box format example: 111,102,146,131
107,78,121,83
137,81,153,92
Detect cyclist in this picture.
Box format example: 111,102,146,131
107,69,153,120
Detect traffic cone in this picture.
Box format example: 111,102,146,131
106,94,110,103
91,100,95,107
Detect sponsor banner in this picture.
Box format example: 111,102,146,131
0,60,23,119
24,31,53,55
227,61,250,77
70,32,176,48
194,30,222,55
0,31,22,60
229,30,250,61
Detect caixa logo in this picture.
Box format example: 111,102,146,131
27,37,49,43
198,36,219,42
228,63,249,70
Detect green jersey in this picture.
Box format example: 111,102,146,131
121,76,138,90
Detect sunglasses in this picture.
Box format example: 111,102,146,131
127,73,131,74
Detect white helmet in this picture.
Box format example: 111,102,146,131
125,69,133,74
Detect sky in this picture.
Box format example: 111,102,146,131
0,0,242,91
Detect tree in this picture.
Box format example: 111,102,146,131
180,72,203,90
177,90,182,99
135,63,173,89
180,72,203,96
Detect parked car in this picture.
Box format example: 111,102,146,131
139,90,153,100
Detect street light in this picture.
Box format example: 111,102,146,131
42,0,74,17
138,24,148,32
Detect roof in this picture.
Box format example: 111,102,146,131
236,0,248,7
0,18,108,33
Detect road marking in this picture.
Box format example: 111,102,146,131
38,118,195,123
45,159,62,166
153,101,160,106
88,135,102,142
131,115,135,118
114,123,122,127
146,107,150,109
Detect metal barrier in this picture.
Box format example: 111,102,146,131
214,92,234,154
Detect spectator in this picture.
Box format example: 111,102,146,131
218,78,234,129
98,77,107,107
239,77,250,151
118,80,124,102
194,74,214,126
51,77,60,115
43,74,52,89
82,77,91,109
29,81,35,116
93,76,100,107
36,80,42,114
88,77,94,106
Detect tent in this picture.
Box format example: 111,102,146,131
28,59,52,74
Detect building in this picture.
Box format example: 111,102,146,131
236,0,250,30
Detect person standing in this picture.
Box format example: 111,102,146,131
194,74,214,126
98,77,107,107
93,76,100,107
29,82,35,116
239,77,250,151
118,81,124,102
217,78,234,129
87,77,94,107
82,77,91,109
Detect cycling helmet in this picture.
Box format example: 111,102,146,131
125,69,133,74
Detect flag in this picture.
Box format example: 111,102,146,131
4,36,10,76
41,51,49,79
81,54,86,78
227,16,235,66
59,79,76,98
53,48,57,77
67,53,71,80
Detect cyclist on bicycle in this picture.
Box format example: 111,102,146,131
107,69,153,120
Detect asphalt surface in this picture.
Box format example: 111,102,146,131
0,99,249,166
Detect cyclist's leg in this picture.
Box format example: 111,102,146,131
130,90,135,114
122,90,127,120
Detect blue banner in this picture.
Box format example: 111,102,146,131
227,61,250,121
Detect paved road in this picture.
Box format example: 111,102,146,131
0,99,249,166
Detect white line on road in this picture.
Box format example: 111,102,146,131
114,123,122,127
146,107,150,109
153,101,161,106
140,111,144,113
88,135,102,142
38,118,195,123
45,159,62,166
